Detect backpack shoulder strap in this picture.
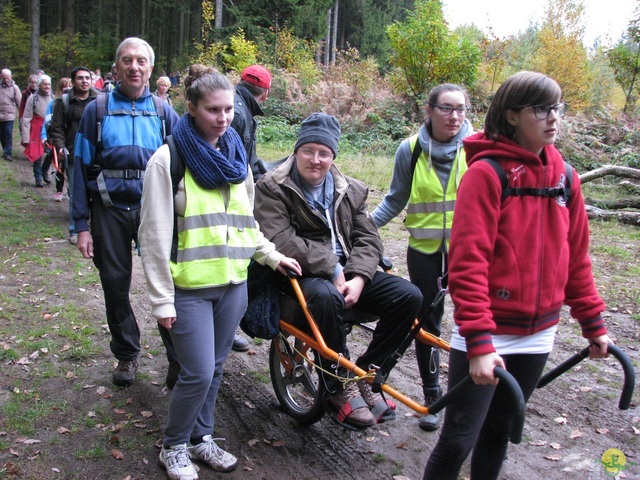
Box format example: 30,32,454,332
151,94,167,141
166,135,184,196
96,93,108,151
480,158,573,205
479,158,509,199
166,135,184,263
409,136,423,178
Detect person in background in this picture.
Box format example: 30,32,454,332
0,68,22,161
93,68,104,91
72,37,180,387
21,74,53,187
49,66,99,243
254,112,423,430
422,71,612,480
19,74,38,132
371,83,472,432
229,64,272,353
140,63,300,480
42,77,72,202
154,76,172,105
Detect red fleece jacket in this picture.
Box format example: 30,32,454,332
450,132,607,358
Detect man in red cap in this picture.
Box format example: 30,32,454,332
230,64,272,352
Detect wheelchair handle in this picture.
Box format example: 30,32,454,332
536,343,635,410
428,366,525,444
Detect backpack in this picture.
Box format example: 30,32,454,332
408,141,573,206
479,158,573,206
95,92,166,151
166,135,185,263
93,92,167,207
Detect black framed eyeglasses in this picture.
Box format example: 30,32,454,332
522,103,566,120
432,104,470,116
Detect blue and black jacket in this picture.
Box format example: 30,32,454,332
72,85,179,232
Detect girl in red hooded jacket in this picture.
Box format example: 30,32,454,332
423,71,612,480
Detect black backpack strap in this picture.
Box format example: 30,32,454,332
480,158,573,205
409,137,423,177
166,135,184,263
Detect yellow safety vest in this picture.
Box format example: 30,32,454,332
170,169,257,289
405,134,467,254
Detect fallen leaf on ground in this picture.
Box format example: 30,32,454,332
544,455,562,461
57,427,69,434
111,449,124,460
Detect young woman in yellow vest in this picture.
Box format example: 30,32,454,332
139,64,300,480
371,84,473,432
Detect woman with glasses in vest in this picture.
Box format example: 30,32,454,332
139,64,300,480
423,71,611,480
371,84,473,432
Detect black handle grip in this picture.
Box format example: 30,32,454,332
428,366,525,444
537,344,635,410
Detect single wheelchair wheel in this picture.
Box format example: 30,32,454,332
269,332,326,425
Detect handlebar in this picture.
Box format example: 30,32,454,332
428,366,525,444
536,343,635,410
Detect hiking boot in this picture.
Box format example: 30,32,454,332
329,381,376,429
418,394,442,431
3,155,12,161
68,234,78,245
188,435,238,473
113,358,138,387
54,192,63,202
35,180,43,188
159,443,198,480
166,362,180,389
42,172,51,184
358,379,396,423
232,332,249,352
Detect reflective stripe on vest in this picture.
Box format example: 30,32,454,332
405,134,467,254
170,169,257,289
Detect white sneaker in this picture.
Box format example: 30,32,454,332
159,444,198,480
188,435,238,472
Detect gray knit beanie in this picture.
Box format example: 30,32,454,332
294,113,341,157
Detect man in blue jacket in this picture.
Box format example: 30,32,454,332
73,37,179,386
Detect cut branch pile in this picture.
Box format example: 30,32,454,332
580,165,640,226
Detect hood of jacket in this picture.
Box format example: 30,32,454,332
462,131,562,168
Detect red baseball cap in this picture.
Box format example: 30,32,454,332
240,65,272,89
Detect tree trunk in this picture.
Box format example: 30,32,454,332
579,165,640,183
330,0,338,64
215,0,222,29
585,205,640,226
585,197,640,209
29,0,40,74
324,8,331,67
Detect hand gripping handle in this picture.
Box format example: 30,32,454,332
428,366,526,444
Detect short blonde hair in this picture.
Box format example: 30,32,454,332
156,76,171,88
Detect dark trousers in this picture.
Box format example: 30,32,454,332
293,271,422,393
90,199,177,363
32,151,53,182
407,248,447,399
423,349,549,480
0,120,13,157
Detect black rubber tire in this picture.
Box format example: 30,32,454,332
269,333,326,425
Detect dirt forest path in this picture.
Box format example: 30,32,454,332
1,151,638,480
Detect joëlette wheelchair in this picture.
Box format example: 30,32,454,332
267,261,635,441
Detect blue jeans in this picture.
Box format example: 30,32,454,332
0,120,13,157
163,282,247,447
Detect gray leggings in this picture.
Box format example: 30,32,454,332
163,282,247,447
